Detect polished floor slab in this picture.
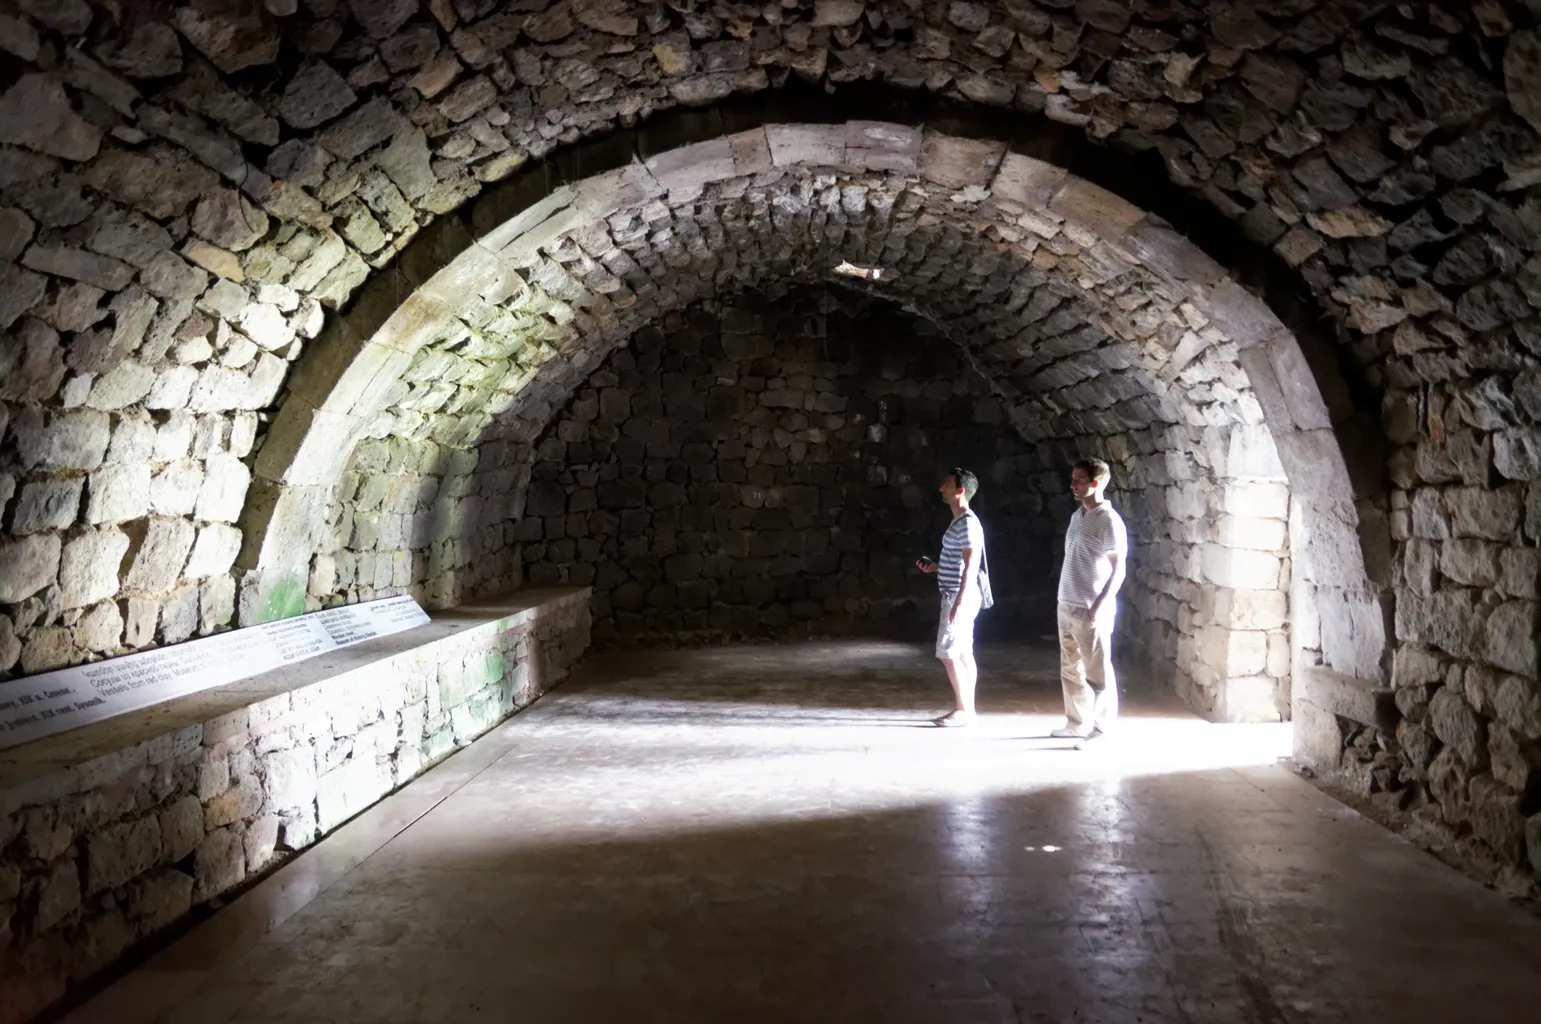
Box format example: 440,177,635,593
67,642,1541,1023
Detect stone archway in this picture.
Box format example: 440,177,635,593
3,8,1540,1013
236,121,1387,747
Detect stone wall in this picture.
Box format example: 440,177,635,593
1092,423,1295,722
0,0,1535,891
0,589,590,1024
278,151,1296,675
474,279,1292,721
0,0,1518,671
514,285,1058,644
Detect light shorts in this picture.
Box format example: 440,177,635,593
935,588,981,659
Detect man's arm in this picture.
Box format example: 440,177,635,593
1090,517,1127,617
950,546,976,621
1090,551,1124,617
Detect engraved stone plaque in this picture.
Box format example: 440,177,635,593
0,595,430,750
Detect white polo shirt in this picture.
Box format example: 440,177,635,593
1057,503,1127,608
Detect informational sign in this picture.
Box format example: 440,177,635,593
0,595,430,751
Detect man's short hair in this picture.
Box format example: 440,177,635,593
1073,458,1112,486
948,467,979,500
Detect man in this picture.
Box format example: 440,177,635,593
916,467,988,727
1051,458,1127,742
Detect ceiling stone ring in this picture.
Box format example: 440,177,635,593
237,121,1387,704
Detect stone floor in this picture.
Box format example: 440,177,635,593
64,642,1541,1024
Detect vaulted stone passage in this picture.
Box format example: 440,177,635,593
518,287,1055,645
242,124,1353,731
514,284,1296,725
3,5,1541,1015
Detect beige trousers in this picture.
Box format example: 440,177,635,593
1057,601,1118,733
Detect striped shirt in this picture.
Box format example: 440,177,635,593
1057,503,1127,607
937,512,985,593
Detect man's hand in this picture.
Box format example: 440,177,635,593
949,599,961,623
1089,595,1103,618
916,557,937,574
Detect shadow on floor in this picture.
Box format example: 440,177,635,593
66,641,1541,1024
564,640,1191,720
205,763,1541,1024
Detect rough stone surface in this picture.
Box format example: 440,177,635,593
279,62,358,130
191,827,243,902
0,594,588,1018
11,481,83,536
190,191,271,253
0,0,1535,940
0,73,100,162
59,529,130,609
86,818,161,895
0,536,61,604
86,464,151,525
521,290,1053,644
125,519,198,595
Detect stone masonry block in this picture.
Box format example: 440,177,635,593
1271,432,1354,502
1049,177,1144,243
1267,337,1333,432
727,127,772,176
989,152,1066,210
196,452,252,524
129,869,194,934
316,757,390,833
1217,514,1287,551
203,774,263,829
86,464,152,524
192,827,244,902
645,136,736,191
159,795,203,864
183,524,243,578
765,123,845,169
0,534,62,603
13,408,111,471
1236,344,1296,434
1201,543,1282,590
1226,424,1287,479
843,121,921,175
35,859,82,932
1212,588,1288,630
919,132,1005,189
86,816,162,895
125,517,197,594
11,479,83,535
1203,282,1283,350
260,742,317,806
1198,625,1269,677
1120,219,1225,287
61,528,131,609
1215,675,1282,724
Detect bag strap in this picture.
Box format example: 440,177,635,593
965,511,989,578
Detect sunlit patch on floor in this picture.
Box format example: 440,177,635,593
67,641,1541,1024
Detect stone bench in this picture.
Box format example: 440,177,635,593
0,587,591,1022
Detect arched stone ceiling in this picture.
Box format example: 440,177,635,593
3,0,1532,697
243,123,1379,673
0,0,1533,893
